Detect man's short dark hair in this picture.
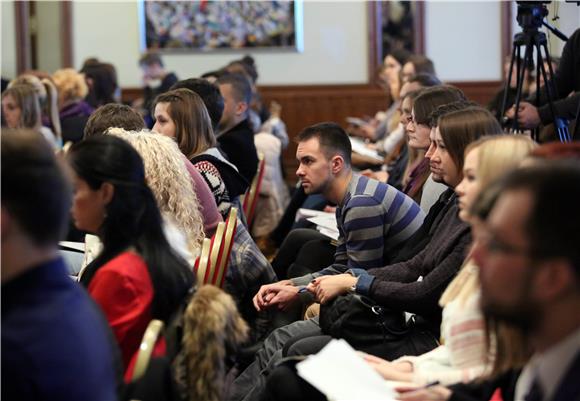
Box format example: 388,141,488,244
406,54,436,76
139,51,163,67
497,160,580,278
1,130,71,246
171,78,224,131
216,73,253,105
408,73,441,88
297,122,352,165
84,103,145,138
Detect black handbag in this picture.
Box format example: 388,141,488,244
319,293,439,359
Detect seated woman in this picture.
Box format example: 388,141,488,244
363,135,536,387
151,89,276,342
52,68,94,143
67,135,194,370
10,74,62,146
108,128,206,264
152,88,247,219
1,83,60,149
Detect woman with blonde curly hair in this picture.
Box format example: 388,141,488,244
109,128,205,261
52,68,94,144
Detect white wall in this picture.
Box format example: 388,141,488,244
36,1,62,74
3,1,578,85
1,1,17,79
72,1,369,87
425,1,503,81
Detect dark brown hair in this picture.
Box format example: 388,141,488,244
437,107,503,172
154,88,216,159
84,103,145,138
413,85,466,126
297,122,352,165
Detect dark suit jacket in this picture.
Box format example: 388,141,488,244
449,351,580,401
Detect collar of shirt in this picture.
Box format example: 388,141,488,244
516,326,580,401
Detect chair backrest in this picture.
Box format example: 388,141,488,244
206,221,226,284
131,319,165,382
193,238,212,284
215,207,238,288
242,153,265,227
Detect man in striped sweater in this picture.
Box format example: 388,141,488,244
253,122,425,312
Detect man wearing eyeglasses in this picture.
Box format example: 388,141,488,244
472,160,580,401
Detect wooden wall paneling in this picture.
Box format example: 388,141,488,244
121,81,500,182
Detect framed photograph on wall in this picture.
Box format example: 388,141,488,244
140,1,303,52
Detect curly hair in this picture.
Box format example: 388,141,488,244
52,68,88,103
177,285,248,401
108,128,205,258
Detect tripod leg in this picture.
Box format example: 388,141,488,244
500,44,518,126
538,42,570,142
514,40,533,133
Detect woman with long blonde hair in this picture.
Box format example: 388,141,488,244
109,128,205,261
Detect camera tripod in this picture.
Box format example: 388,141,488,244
501,5,571,142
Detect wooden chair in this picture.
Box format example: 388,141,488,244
131,319,165,382
193,238,212,285
206,221,226,284
242,153,266,227
215,207,238,288
194,208,237,288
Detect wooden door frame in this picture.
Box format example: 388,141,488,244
14,1,73,74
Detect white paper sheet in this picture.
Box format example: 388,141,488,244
349,137,384,162
296,339,398,401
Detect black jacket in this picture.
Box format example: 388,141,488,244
217,119,259,184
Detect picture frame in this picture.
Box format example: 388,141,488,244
140,1,303,52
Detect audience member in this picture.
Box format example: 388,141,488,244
216,73,260,184
10,74,62,143
270,122,424,282
170,77,225,132
152,88,276,341
1,83,60,149
84,103,145,138
67,135,194,371
52,68,94,143
2,129,119,400
153,88,247,217
228,107,501,401
109,128,206,262
401,54,436,82
408,160,580,401
83,102,222,237
362,135,536,387
81,61,119,108
139,51,178,126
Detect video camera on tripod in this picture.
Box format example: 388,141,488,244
501,1,572,142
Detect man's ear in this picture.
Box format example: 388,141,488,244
330,155,345,175
235,100,249,117
99,182,115,206
533,258,576,301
